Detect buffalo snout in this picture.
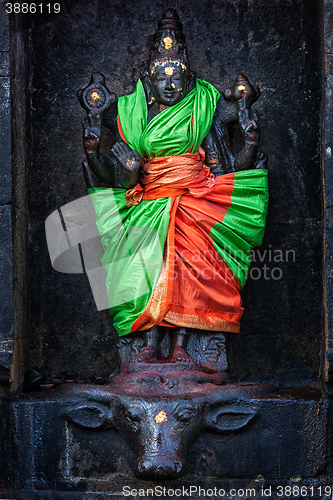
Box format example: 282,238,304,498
135,455,185,479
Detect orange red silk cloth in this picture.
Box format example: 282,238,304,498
125,147,214,206
129,153,268,334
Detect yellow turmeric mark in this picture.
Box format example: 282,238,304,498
155,411,167,423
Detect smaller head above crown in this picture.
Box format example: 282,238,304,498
149,8,189,74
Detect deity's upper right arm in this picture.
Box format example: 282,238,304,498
101,99,119,138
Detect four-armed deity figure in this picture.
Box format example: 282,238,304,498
79,8,268,369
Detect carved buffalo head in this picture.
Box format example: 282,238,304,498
64,385,259,480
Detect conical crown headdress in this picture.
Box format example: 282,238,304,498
150,8,189,69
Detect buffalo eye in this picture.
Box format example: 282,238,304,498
174,408,196,424
125,411,141,423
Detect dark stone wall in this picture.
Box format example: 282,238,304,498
324,0,333,391
27,0,323,383
0,6,11,206
0,4,14,395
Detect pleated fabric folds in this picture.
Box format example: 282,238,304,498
89,78,268,336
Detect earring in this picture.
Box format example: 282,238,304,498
148,96,155,105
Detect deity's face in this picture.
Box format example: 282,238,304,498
149,59,188,106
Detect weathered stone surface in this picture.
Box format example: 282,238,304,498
0,351,12,382
0,51,10,77
324,1,333,386
0,206,13,341
0,6,9,52
325,0,333,54
0,77,11,204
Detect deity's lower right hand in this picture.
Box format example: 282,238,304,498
111,142,141,172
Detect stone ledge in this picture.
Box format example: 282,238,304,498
0,479,330,500
0,385,326,493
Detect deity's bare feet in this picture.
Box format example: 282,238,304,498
132,345,158,363
171,346,194,363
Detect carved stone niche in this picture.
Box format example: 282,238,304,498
0,0,329,495
50,7,262,483
3,1,324,493
57,6,270,480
